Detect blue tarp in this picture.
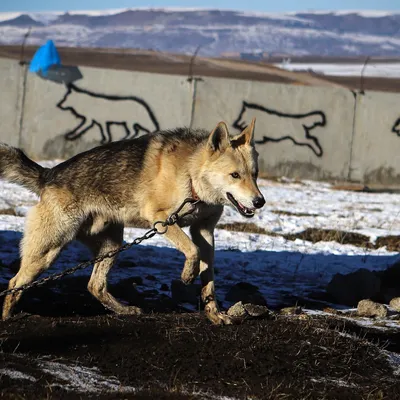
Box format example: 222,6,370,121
29,40,61,76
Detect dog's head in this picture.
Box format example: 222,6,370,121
201,119,265,218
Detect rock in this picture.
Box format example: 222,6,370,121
280,306,303,315
131,276,143,286
357,299,388,318
8,259,20,273
323,307,339,314
145,275,157,281
171,279,201,304
377,263,400,303
227,301,247,318
227,302,270,318
389,297,400,311
160,283,169,291
327,268,381,306
243,303,270,317
225,282,267,306
118,260,137,268
109,279,141,303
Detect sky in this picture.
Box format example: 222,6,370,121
0,0,399,13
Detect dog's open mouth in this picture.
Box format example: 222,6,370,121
226,193,255,218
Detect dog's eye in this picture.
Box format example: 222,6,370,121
230,172,240,179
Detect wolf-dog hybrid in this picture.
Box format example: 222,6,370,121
1,119,265,324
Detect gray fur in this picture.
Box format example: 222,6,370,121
0,144,48,195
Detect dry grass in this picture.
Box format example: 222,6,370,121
217,222,270,235
271,210,319,217
0,208,16,216
216,223,385,249
283,228,372,247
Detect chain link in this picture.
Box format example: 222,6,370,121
0,198,201,298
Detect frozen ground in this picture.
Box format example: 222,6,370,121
1,160,400,398
277,61,400,78
0,160,399,312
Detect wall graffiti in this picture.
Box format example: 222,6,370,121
57,83,160,144
392,118,400,136
233,101,327,157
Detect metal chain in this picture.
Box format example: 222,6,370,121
0,198,200,298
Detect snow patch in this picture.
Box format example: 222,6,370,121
39,359,136,393
0,369,36,382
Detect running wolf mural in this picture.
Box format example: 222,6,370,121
392,117,400,137
233,101,327,157
57,84,160,144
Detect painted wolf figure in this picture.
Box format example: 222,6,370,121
1,119,265,325
233,101,326,157
57,84,160,143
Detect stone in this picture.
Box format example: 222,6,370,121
171,279,201,304
327,268,381,306
357,299,388,318
243,303,270,317
227,302,270,318
131,276,143,286
227,301,247,318
225,282,267,306
377,263,400,303
389,297,400,311
160,283,169,291
118,260,137,268
280,306,303,315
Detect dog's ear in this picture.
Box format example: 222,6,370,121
231,117,256,147
208,121,231,152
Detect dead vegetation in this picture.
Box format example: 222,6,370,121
271,209,319,217
0,208,16,216
1,312,399,399
375,236,400,252
217,222,269,235
283,228,372,247
217,223,400,250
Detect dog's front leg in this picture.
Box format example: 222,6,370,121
152,212,201,285
190,210,232,325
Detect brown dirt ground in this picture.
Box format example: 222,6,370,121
1,308,400,399
0,234,399,398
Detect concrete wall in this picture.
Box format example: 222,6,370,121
192,77,355,181
350,91,400,185
0,58,25,147
2,56,400,185
20,65,193,159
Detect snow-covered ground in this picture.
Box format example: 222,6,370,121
1,160,400,394
0,160,399,313
277,61,400,78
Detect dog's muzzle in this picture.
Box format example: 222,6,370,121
226,192,256,218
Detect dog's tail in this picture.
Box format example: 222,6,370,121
0,143,48,195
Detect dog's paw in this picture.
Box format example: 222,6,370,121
215,312,234,325
205,303,234,325
181,258,200,285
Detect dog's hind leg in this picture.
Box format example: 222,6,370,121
80,223,142,315
190,208,232,325
2,202,80,320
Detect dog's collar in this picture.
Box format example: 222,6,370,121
189,179,200,201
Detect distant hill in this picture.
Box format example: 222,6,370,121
0,8,399,56
0,14,43,27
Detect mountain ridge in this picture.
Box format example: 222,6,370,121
1,8,400,56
